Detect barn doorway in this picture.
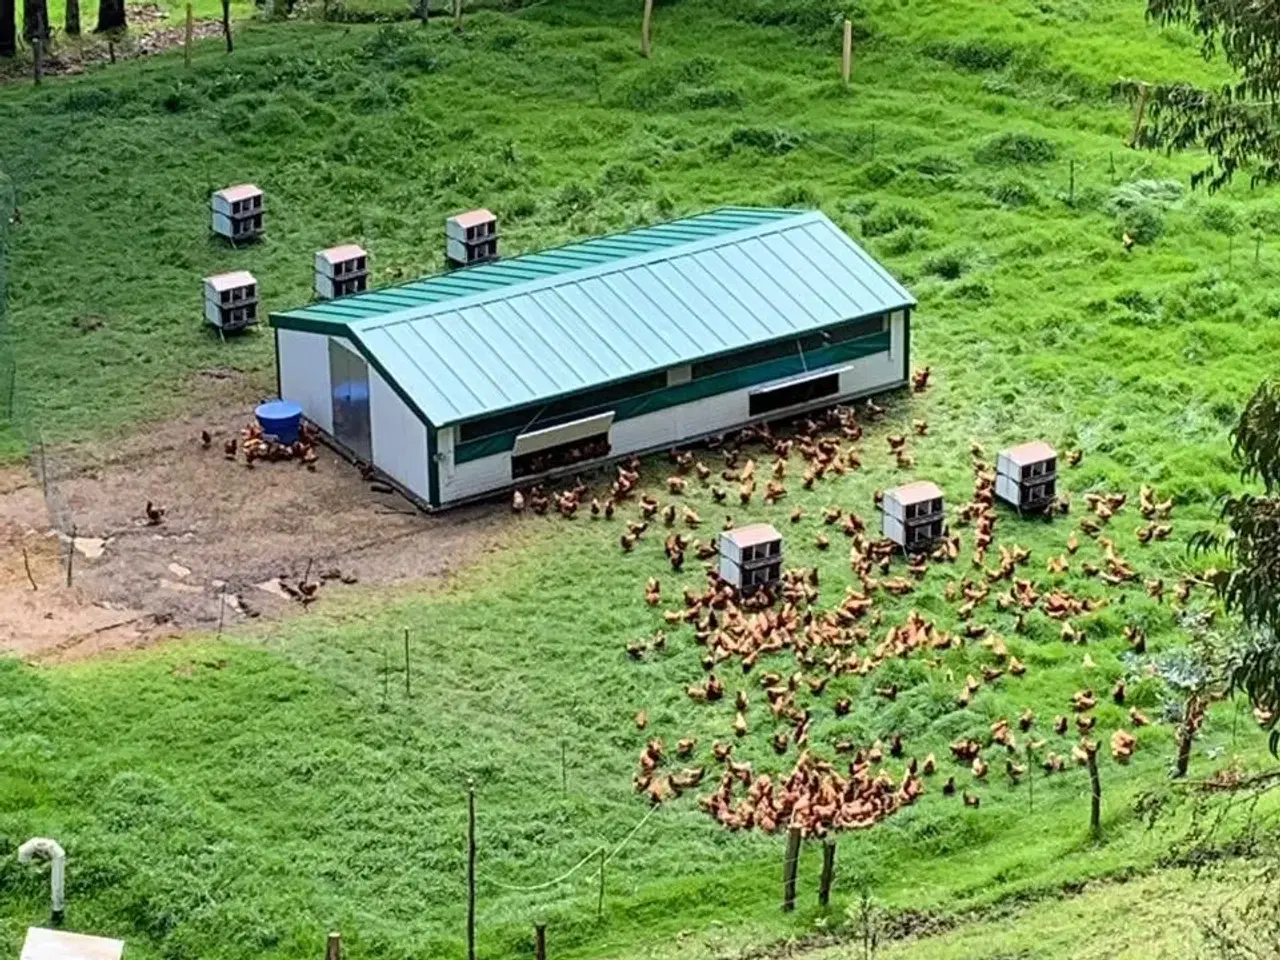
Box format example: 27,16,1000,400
329,340,372,462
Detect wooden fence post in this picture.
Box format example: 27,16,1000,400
534,924,546,960
596,848,605,921
640,0,652,58
467,784,477,960
184,1,193,67
452,0,461,30
1085,743,1101,838
1128,82,1150,148
782,826,801,911
66,525,75,587
818,839,836,907
841,19,851,89
325,932,341,960
404,627,411,696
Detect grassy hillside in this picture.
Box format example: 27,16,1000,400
0,500,1272,960
0,0,1257,464
2,1,1280,959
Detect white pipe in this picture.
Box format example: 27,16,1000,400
19,838,65,921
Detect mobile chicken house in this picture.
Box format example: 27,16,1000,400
269,207,916,509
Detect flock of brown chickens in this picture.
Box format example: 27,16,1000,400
198,421,321,469
512,372,1206,838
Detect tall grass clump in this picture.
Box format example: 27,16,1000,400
974,131,1058,165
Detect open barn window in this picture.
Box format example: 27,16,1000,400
748,371,841,417
511,412,614,479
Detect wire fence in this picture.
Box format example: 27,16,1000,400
0,169,79,590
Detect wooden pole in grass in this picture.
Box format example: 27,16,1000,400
66,525,75,588
534,924,546,960
325,932,341,960
596,848,605,921
841,19,852,89
467,783,477,960
782,826,801,911
640,0,652,58
1128,82,1150,149
818,840,836,907
452,0,461,30
404,627,411,696
184,1,193,67
1086,743,1101,838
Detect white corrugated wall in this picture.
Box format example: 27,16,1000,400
277,328,334,434
369,368,430,500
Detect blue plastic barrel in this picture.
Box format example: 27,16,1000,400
255,399,304,445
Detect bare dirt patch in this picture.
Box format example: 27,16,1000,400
0,409,505,662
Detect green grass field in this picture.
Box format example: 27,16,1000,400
3,0,1280,958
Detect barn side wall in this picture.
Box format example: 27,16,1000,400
438,333,904,506
369,367,430,500
277,328,334,434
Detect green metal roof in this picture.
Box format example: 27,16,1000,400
281,207,798,324
272,207,916,427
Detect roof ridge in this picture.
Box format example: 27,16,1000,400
273,206,804,326
353,209,823,333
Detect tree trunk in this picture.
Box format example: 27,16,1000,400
22,0,48,41
94,0,124,33
220,0,231,51
64,0,79,36
0,0,16,58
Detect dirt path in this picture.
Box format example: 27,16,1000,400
0,409,505,662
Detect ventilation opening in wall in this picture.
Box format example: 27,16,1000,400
749,371,841,417
512,432,610,479
511,411,614,479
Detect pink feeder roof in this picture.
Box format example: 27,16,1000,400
215,184,262,202
887,481,944,505
449,208,496,228
318,244,367,263
1002,441,1056,466
721,523,782,548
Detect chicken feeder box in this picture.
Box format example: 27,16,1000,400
996,441,1057,513
211,184,264,243
881,481,945,551
203,271,259,333
719,523,782,594
446,209,499,267
315,244,369,300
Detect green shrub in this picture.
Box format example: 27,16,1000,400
922,250,968,279
772,183,821,207
599,162,652,190
1115,202,1165,245
682,87,744,110
1103,179,1184,215
913,154,965,177
718,126,801,156
974,131,1057,165
924,38,1016,72
988,176,1039,207
857,159,900,188
861,203,932,237
950,278,993,301
880,226,928,255
721,0,870,42
1198,200,1242,236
